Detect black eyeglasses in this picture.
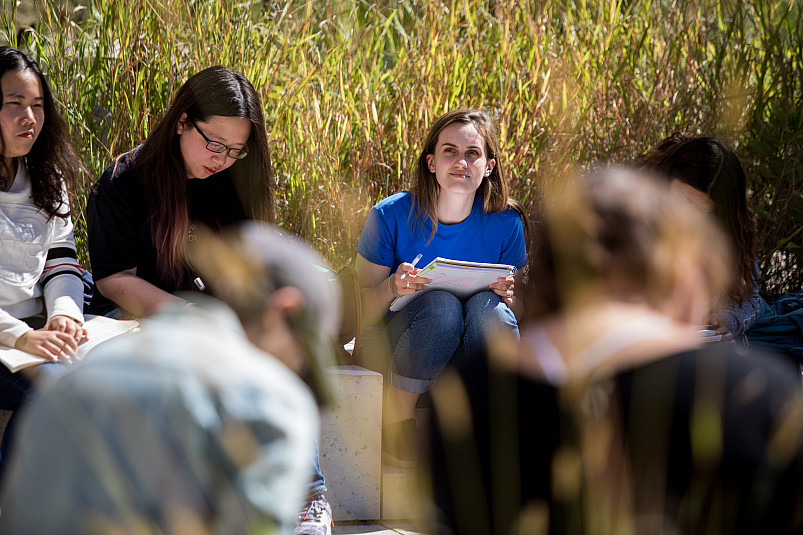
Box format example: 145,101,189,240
189,120,249,160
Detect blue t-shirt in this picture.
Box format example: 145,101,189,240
357,192,527,273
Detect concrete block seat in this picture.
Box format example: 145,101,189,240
320,365,383,521
321,340,429,522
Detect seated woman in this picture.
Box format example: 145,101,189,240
639,135,761,341
427,167,803,534
354,109,527,464
87,66,272,317
86,66,332,535
0,46,87,473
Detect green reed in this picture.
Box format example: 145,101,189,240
2,0,801,295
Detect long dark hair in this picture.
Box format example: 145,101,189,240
132,65,273,286
411,109,526,242
0,46,83,218
638,135,757,305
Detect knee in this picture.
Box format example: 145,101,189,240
411,291,464,334
465,291,516,328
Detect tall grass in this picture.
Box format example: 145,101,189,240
2,0,801,296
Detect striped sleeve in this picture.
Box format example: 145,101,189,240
40,190,85,324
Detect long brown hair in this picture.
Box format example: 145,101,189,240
411,109,526,242
131,66,273,286
638,135,757,305
0,47,84,217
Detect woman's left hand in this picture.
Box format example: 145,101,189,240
45,315,89,344
705,316,734,342
489,276,515,306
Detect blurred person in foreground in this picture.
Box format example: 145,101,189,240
0,223,340,535
427,167,803,535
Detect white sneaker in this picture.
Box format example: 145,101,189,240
293,494,333,535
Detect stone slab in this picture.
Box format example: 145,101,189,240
320,365,383,521
381,463,425,521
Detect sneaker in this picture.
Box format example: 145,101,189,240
293,494,333,535
382,418,418,468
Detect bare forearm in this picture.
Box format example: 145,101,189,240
96,273,184,317
360,278,395,326
356,255,430,325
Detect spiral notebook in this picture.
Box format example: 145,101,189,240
389,257,516,312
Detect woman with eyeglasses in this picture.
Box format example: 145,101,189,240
87,66,273,317
86,66,337,535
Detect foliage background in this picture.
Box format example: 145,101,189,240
2,0,801,298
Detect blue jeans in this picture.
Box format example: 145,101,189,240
383,290,519,393
308,438,326,497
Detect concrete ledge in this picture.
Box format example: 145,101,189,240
320,365,383,521
380,407,429,521
381,463,424,521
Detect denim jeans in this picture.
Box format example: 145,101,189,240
308,438,327,497
383,290,519,393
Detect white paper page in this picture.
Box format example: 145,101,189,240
0,315,139,373
390,257,515,312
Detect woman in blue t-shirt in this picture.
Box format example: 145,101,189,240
355,109,527,464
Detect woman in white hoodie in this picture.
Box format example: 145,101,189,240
0,46,86,472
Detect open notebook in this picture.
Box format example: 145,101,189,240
0,315,139,373
390,257,516,312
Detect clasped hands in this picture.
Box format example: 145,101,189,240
14,315,89,362
388,262,516,306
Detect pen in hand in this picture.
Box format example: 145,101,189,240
400,254,423,280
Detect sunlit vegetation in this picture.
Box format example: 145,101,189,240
2,0,801,296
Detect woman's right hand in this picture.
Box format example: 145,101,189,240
14,329,79,362
45,315,89,344
356,254,433,326
388,263,431,298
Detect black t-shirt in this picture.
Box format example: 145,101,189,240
86,152,247,314
428,342,803,535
